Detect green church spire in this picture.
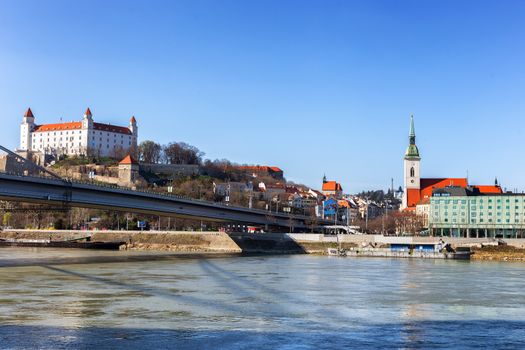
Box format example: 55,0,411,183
405,115,420,158
409,115,415,141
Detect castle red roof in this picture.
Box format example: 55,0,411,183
33,122,83,132
93,122,132,135
130,116,136,123
24,108,34,118
85,107,92,116
33,121,132,135
119,155,138,165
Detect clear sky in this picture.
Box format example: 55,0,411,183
1,0,524,193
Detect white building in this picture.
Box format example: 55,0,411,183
19,108,138,158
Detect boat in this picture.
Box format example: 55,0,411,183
0,239,125,250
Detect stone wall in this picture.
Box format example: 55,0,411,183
140,164,200,178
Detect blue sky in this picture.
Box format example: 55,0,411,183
1,0,524,193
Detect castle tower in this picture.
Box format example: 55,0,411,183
82,107,94,129
402,115,421,209
129,116,137,135
20,108,35,151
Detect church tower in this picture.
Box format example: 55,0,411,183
402,115,421,209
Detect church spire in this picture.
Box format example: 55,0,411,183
409,114,415,143
405,115,420,158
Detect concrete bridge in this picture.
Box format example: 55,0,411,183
0,172,329,229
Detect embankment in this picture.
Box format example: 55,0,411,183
0,230,242,253
3,230,525,260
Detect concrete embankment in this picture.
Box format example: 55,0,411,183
0,230,242,253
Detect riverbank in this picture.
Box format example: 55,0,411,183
3,230,525,261
471,245,525,261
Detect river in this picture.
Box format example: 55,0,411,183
0,248,524,349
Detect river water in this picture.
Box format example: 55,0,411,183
0,248,524,349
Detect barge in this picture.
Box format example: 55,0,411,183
328,241,471,260
0,239,125,250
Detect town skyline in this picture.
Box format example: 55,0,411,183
1,0,525,192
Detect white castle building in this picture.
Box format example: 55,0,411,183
19,107,138,158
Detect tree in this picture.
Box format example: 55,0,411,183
138,140,162,164
2,212,11,227
163,142,204,165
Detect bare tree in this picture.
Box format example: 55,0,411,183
138,140,162,164
163,142,204,165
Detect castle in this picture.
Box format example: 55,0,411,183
19,107,138,158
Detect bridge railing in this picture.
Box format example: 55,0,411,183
0,146,66,181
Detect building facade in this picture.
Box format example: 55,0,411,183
19,108,138,158
429,187,525,239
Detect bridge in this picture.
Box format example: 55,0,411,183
0,146,331,230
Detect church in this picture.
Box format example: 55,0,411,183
19,107,138,159
401,115,501,211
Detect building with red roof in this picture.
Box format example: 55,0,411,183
401,116,501,211
322,175,343,199
19,107,138,159
237,165,284,180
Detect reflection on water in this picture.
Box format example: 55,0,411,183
1,248,525,349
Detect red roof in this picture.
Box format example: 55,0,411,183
322,181,343,192
130,116,136,123
34,122,83,132
24,108,34,118
472,185,503,194
119,155,138,165
406,178,468,208
85,107,92,116
238,165,282,173
94,122,132,135
33,121,132,135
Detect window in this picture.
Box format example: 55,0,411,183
410,167,415,177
